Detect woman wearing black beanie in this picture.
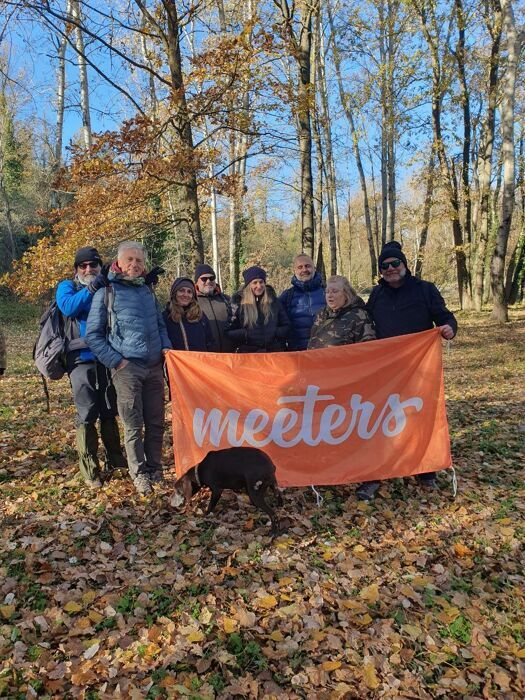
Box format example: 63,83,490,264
227,266,290,353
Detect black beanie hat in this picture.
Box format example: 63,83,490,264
378,241,408,269
170,277,196,299
194,264,216,282
242,265,267,286
74,246,102,268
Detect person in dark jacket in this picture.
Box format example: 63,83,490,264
164,277,217,351
86,241,172,496
279,253,325,350
227,266,290,353
0,325,6,379
56,246,126,489
194,264,234,352
308,275,376,349
357,240,458,501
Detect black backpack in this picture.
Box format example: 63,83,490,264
33,300,77,380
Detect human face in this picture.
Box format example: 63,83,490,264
250,279,266,297
325,282,347,311
76,261,101,285
118,248,145,278
294,256,314,282
175,286,194,307
380,257,406,287
196,274,217,296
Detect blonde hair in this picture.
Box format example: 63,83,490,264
326,275,358,306
241,284,272,328
169,298,202,323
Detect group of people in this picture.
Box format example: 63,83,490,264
56,239,457,499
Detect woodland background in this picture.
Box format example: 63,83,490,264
0,2,524,697
0,0,523,320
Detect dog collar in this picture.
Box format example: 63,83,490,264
194,463,201,488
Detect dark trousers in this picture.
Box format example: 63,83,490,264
111,362,165,480
68,359,117,424
68,359,123,480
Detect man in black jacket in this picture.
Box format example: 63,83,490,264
194,264,234,352
357,240,457,500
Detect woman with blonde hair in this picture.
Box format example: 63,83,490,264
163,277,217,351
308,275,376,348
227,266,290,353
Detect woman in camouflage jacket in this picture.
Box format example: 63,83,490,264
308,276,376,349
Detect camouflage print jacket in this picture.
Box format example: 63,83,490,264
307,297,376,349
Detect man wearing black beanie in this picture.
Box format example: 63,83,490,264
194,263,234,352
56,246,126,489
355,240,457,501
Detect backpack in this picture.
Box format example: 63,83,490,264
33,300,75,380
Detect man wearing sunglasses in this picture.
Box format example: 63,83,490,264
194,264,234,352
56,247,126,489
356,240,457,501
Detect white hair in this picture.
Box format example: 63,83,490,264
117,240,146,259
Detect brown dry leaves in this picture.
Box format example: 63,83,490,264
0,305,524,698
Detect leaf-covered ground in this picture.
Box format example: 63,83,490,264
0,301,524,699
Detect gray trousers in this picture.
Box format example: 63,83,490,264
111,361,165,480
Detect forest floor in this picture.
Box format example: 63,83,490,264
0,300,524,699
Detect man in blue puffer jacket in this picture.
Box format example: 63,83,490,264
279,254,325,350
57,246,126,489
86,241,172,496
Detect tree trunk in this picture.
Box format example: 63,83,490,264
51,32,67,209
327,0,377,279
414,0,471,308
491,0,518,322
453,0,472,261
69,0,92,149
313,112,324,271
473,1,502,310
316,14,340,273
414,151,435,278
160,0,204,268
276,0,318,257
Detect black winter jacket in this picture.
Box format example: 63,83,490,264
227,285,290,352
163,305,217,351
366,272,457,339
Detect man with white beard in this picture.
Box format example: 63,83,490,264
56,246,126,489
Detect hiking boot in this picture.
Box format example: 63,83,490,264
85,477,103,490
133,474,153,496
149,469,165,484
356,481,381,501
417,472,438,489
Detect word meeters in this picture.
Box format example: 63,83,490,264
193,385,424,448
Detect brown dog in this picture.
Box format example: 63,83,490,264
174,447,283,534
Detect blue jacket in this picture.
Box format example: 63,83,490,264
56,279,95,362
163,306,217,352
366,272,458,339
86,277,171,369
279,273,325,350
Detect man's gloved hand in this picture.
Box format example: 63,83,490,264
145,266,165,286
88,273,109,294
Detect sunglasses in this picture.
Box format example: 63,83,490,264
78,261,100,270
200,275,215,282
380,259,402,270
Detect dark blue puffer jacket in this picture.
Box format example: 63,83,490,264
86,275,171,369
56,279,95,362
279,273,325,350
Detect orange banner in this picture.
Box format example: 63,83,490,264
166,328,451,487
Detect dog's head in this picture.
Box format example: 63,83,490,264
171,466,202,508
